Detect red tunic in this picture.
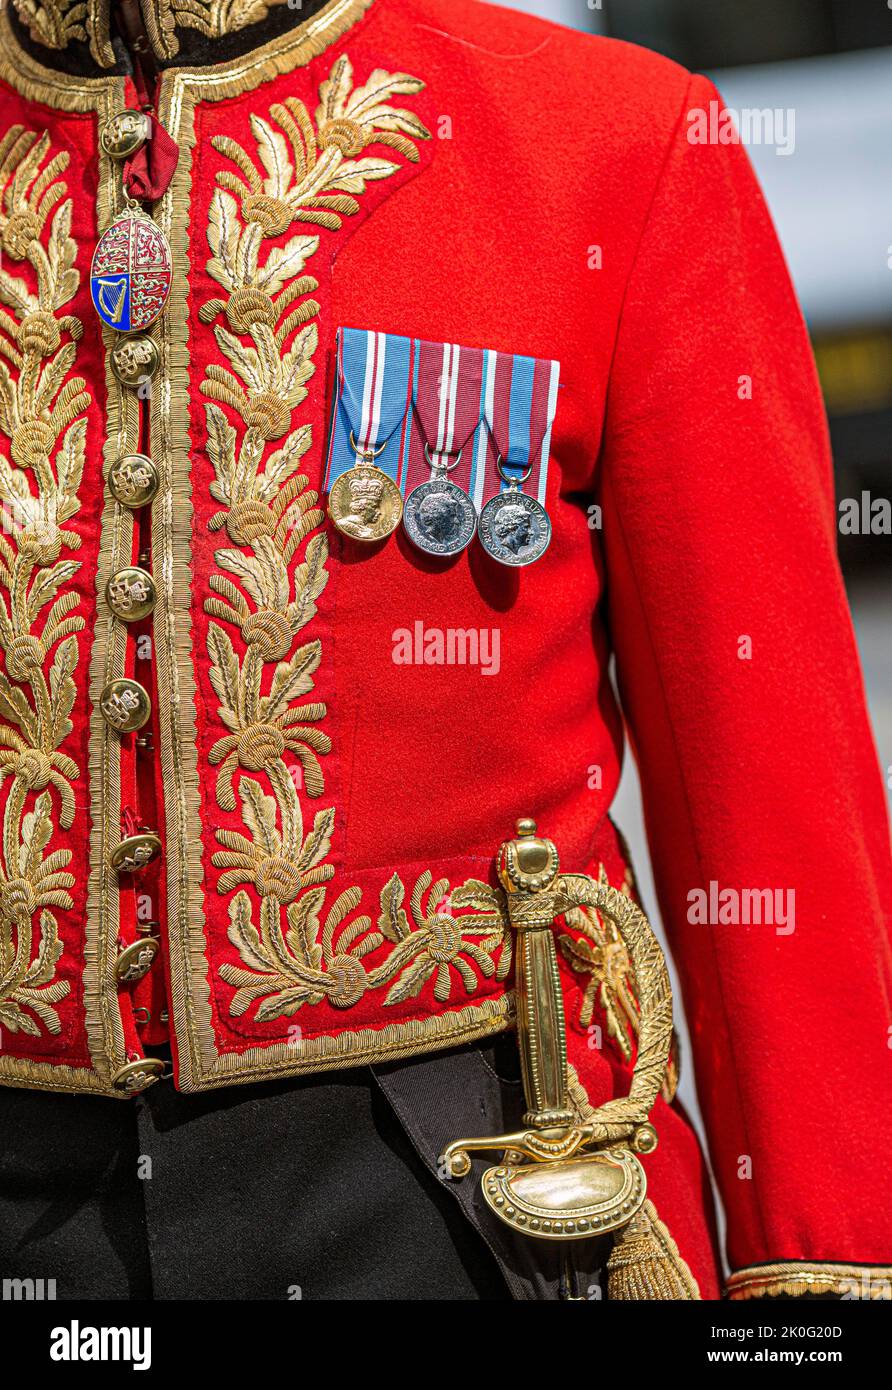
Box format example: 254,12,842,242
0,0,888,1299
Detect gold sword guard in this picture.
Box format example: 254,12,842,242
440,819,673,1242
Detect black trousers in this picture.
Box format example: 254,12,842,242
0,1040,606,1300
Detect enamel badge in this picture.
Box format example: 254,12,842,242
90,211,172,331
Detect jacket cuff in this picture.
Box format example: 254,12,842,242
726,1263,892,1300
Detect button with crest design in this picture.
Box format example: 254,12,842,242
100,110,152,160
111,1057,166,1094
110,831,162,875
109,334,160,388
106,566,156,622
100,678,152,733
115,937,161,984
108,453,159,509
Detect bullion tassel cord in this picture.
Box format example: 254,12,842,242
606,1199,701,1300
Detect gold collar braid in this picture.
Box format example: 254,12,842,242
9,0,328,67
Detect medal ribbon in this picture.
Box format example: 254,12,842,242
122,115,180,202
403,339,485,497
325,330,560,505
478,352,560,507
325,329,414,488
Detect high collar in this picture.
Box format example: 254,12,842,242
7,0,371,75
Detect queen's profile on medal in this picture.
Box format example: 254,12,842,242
479,486,552,567
494,502,532,554
404,477,477,556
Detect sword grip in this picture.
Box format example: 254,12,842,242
497,819,573,1129
515,923,572,1127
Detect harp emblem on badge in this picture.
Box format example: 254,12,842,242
96,277,127,325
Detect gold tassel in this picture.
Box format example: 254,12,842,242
607,1200,701,1300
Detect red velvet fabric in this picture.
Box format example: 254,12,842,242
1,0,889,1296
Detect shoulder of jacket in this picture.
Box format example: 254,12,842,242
401,0,701,144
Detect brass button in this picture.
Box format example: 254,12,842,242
100,678,152,733
110,334,160,388
108,453,159,509
111,1057,166,1094
100,110,152,160
110,831,162,874
115,937,160,984
106,566,156,622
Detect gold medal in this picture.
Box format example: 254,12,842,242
328,433,403,542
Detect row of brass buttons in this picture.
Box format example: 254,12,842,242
101,114,166,1092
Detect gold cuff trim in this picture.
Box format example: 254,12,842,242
726,1262,892,1301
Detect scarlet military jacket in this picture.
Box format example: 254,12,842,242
0,0,890,1301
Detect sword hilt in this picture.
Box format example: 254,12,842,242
496,818,572,1128
440,820,672,1242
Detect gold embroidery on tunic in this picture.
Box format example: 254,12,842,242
0,11,136,1096
11,0,115,68
0,126,84,1038
153,13,513,1092
560,865,679,1101
142,0,292,60
221,872,510,1020
198,61,508,1023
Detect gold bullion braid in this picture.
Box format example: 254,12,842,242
0,125,88,1037
727,1262,892,1300
199,58,516,1023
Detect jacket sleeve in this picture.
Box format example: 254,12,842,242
599,72,892,1297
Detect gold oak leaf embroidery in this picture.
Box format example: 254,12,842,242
377,874,511,1007
143,0,292,61
220,869,510,1021
207,624,331,807
210,55,430,236
559,866,678,1101
0,127,86,1036
10,1,116,66
203,61,512,1023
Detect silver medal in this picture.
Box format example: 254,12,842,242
403,445,477,557
478,458,551,567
